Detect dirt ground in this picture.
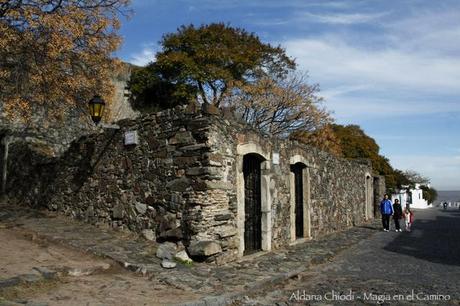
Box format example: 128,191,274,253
0,226,200,305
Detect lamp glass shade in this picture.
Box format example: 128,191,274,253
88,95,106,125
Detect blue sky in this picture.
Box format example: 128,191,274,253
116,0,460,191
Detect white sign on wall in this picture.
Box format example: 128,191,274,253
272,152,280,165
124,130,139,146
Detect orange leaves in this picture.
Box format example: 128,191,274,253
3,97,33,123
0,0,130,124
224,72,332,138
290,126,343,157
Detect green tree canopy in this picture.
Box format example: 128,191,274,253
131,23,295,109
128,63,196,112
330,124,435,192
331,124,400,189
420,185,438,204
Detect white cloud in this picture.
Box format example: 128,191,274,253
390,155,460,191
128,44,157,66
301,12,386,24
324,95,460,120
383,10,460,56
253,11,385,27
278,6,460,121
198,0,354,10
284,37,460,94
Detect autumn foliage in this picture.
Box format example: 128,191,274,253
225,73,332,138
290,124,343,157
0,0,130,122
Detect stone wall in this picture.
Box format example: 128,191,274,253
109,63,139,122
6,106,384,264
0,62,137,158
205,116,380,257
373,175,387,217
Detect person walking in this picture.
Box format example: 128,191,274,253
392,199,403,232
380,194,393,232
404,206,414,232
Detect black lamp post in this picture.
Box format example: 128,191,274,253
88,95,106,125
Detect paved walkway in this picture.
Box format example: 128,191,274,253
0,202,381,305
238,207,460,305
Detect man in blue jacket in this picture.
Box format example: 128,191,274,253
380,194,393,232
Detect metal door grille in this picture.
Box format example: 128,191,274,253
292,164,304,238
243,154,262,254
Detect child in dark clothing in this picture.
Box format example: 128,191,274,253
393,199,403,232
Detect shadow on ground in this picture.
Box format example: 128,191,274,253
383,209,460,266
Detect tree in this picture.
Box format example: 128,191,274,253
0,0,130,123
392,169,412,188
224,72,332,138
128,64,196,112
420,185,438,204
402,170,430,185
290,124,343,157
153,23,296,107
130,23,335,151
331,124,398,189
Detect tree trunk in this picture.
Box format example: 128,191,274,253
1,136,11,195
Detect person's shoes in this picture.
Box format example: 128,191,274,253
384,229,389,232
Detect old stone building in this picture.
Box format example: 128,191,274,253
4,105,385,264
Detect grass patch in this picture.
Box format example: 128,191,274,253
0,278,61,301
174,257,193,267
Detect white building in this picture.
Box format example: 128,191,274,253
391,184,429,209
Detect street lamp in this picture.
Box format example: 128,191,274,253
88,95,106,125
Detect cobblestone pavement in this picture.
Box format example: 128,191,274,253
236,207,460,305
0,202,382,305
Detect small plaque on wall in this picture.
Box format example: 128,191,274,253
272,152,280,165
124,131,139,146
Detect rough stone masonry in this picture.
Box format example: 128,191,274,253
5,105,385,264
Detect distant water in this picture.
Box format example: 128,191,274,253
437,190,460,203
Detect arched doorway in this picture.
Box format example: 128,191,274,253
365,174,374,220
243,154,263,254
291,163,306,238
236,142,272,257
289,156,311,242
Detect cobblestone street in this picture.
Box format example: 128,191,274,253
238,207,460,305
1,203,459,305
0,202,379,305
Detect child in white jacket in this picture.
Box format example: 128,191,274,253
404,207,414,232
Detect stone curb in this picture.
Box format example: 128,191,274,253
174,264,313,306
175,226,379,306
